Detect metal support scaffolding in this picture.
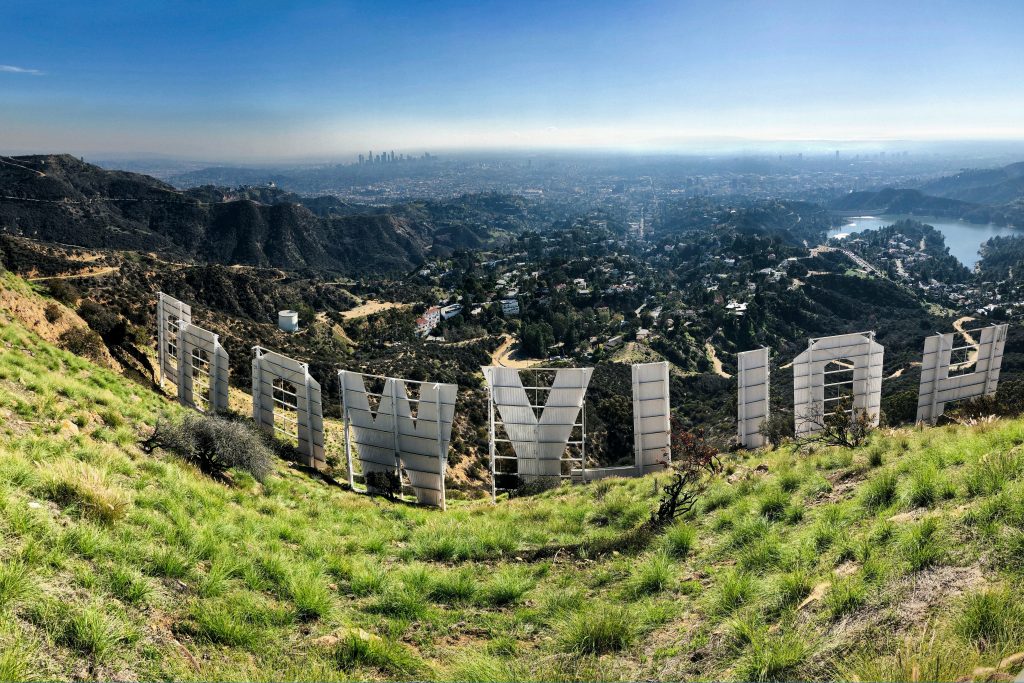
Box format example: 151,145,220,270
251,347,325,468
156,292,191,389
483,366,592,500
737,348,770,448
917,324,1008,424
175,320,229,414
793,332,884,437
338,370,456,509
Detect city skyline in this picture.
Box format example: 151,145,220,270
2,0,1024,160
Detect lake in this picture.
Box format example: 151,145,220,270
827,215,1019,268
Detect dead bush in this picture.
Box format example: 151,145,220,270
141,413,273,482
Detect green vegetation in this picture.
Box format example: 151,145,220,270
3,275,1024,680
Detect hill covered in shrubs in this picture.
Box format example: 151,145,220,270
0,155,522,276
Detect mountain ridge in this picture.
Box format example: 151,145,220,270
0,155,499,275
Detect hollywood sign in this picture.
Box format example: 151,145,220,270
157,293,1010,508
737,326,1009,447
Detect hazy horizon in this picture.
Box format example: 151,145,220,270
3,0,1024,161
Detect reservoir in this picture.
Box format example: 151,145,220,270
828,215,1019,268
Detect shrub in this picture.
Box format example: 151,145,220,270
797,397,875,449
653,426,721,526
46,280,80,306
558,604,636,654
142,413,273,482
365,469,401,500
760,411,794,448
36,458,129,523
77,300,128,345
43,302,62,323
58,327,106,363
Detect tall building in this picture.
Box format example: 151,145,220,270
358,154,364,165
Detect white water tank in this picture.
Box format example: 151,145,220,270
278,310,299,332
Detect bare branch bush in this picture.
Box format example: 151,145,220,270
795,396,874,449
652,422,722,527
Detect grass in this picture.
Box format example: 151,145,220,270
664,520,696,558
861,470,899,510
36,457,129,523
0,562,34,611
476,566,534,606
771,569,812,612
757,487,790,520
627,551,673,596
106,565,151,606
427,567,478,604
824,576,867,619
190,600,262,647
735,631,810,682
900,517,946,571
334,631,424,678
709,569,757,616
558,604,636,654
3,272,1024,680
953,587,1024,650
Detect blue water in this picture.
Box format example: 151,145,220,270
828,215,1019,268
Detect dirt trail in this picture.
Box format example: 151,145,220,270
28,266,119,282
490,335,542,369
953,316,978,345
705,341,732,378
340,300,409,320
952,316,981,368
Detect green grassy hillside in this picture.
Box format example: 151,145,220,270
1,272,1024,681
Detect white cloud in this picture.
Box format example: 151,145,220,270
0,64,44,75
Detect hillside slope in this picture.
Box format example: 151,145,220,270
1,273,1024,681
921,162,1024,205
0,155,453,275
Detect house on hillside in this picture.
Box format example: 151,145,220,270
416,306,442,335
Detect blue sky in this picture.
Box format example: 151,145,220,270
2,0,1023,160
